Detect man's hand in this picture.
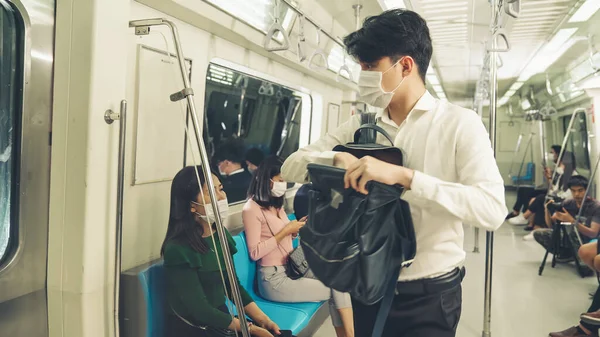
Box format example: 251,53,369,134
344,156,413,194
334,152,359,169
552,207,576,223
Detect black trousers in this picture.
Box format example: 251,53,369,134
529,194,548,227
352,271,463,337
513,187,546,213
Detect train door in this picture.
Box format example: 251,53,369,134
0,0,54,336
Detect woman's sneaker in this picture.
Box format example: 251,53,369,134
508,214,528,225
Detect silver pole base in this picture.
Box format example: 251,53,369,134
482,331,491,337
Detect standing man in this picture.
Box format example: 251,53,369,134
281,9,507,337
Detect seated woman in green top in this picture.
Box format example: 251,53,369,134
162,166,280,337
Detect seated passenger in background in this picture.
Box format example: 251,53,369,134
549,241,600,337
243,156,355,337
214,139,252,203
246,147,265,175
162,166,282,337
507,145,563,221
533,176,600,261
510,148,577,227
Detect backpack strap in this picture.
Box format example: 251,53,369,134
353,124,394,146
371,265,401,337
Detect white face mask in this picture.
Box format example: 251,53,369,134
271,181,287,197
193,198,229,224
358,59,406,108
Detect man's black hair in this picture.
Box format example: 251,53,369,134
213,138,245,164
567,175,588,190
246,147,265,167
343,9,433,83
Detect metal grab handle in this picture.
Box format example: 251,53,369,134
589,34,599,71
263,22,291,52
546,73,553,95
505,0,521,18
337,64,353,82
263,0,290,52
309,28,329,71
297,15,307,62
309,49,329,71
487,29,510,52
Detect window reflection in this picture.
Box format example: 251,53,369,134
0,1,21,262
203,63,310,204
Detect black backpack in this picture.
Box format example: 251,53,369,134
299,124,417,337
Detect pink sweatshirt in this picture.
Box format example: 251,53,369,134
242,199,293,266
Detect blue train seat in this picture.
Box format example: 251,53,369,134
122,230,325,337
121,261,167,337
138,262,166,337
512,162,535,184
231,232,325,335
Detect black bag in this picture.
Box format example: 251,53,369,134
286,245,309,280
261,210,309,280
299,123,417,337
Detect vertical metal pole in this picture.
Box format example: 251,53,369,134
483,1,499,335
165,21,251,337
353,4,363,30
106,100,127,337
473,94,485,253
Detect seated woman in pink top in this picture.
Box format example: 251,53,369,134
242,156,354,337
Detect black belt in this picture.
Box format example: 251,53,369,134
395,267,465,296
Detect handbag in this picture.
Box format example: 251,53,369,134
300,123,417,337
261,210,309,280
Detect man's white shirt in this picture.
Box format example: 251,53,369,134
281,91,507,281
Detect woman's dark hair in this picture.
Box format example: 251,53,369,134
551,145,562,155
248,156,284,209
343,9,432,83
161,166,211,255
567,175,589,190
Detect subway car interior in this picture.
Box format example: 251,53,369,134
1,0,600,336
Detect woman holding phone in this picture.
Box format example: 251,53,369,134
242,156,354,337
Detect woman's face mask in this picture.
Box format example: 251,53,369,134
271,180,287,197
358,58,406,108
192,198,229,224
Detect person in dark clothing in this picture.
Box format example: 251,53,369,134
214,139,252,204
161,166,282,337
533,175,600,260
246,147,265,175
507,145,562,221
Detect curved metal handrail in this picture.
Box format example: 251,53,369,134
309,28,329,71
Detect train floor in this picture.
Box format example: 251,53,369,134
313,191,598,337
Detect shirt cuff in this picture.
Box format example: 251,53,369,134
314,151,337,166
403,170,438,203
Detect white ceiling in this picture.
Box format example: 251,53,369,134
315,0,599,107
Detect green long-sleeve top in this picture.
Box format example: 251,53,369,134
163,230,254,329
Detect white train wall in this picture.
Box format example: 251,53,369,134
47,1,358,337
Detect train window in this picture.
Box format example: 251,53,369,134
203,63,311,204
205,0,297,39
562,111,591,172
0,2,22,263
327,45,361,82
